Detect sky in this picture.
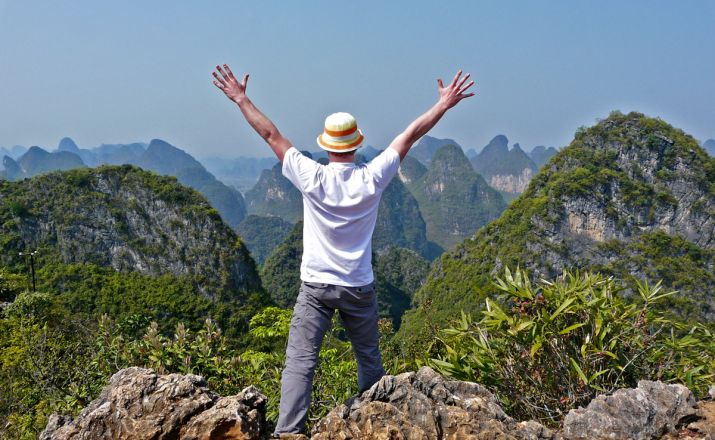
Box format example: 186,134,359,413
0,0,713,158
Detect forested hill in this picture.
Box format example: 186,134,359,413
0,165,262,299
405,143,506,250
398,111,715,345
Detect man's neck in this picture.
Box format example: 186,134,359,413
327,152,356,163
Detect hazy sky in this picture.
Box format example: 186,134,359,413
1,0,713,158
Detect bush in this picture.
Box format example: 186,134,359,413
429,267,714,424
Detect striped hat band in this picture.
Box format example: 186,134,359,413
316,112,364,153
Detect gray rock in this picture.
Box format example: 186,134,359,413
561,380,697,439
39,366,714,440
310,366,553,439
39,367,266,440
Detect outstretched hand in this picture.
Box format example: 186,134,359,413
212,64,249,103
437,70,475,110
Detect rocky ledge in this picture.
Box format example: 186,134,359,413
41,367,714,440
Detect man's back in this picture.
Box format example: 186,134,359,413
282,146,401,286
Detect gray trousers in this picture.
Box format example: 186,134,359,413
274,280,385,434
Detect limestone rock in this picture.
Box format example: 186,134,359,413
310,366,553,439
39,366,714,440
561,380,697,440
39,367,266,440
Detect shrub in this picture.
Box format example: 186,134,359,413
429,267,714,424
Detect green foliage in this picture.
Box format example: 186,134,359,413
260,222,303,308
373,247,430,328
236,215,294,264
429,268,715,424
373,176,435,259
1,299,402,438
0,165,266,329
31,262,267,341
0,268,26,301
1,292,104,439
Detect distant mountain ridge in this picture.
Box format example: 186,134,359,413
0,138,247,228
471,135,538,196
530,145,559,167
408,135,458,164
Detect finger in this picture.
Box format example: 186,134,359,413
450,70,462,88
213,80,225,90
242,73,249,88
459,80,475,94
456,73,471,90
223,64,237,80
216,65,230,81
459,92,475,100
437,78,444,89
212,71,227,86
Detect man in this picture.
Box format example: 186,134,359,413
212,64,474,436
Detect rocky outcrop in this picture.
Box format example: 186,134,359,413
561,381,697,440
311,366,554,439
489,167,534,194
471,136,538,196
40,367,267,440
41,367,715,439
130,139,248,228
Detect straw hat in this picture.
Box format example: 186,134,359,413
316,112,364,153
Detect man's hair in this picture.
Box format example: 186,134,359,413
329,150,356,158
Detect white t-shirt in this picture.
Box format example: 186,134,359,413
281,146,401,287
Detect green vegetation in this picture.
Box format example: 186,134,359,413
260,221,304,308
0,292,401,438
373,174,436,259
236,214,294,264
398,112,715,348
0,165,263,300
430,268,714,424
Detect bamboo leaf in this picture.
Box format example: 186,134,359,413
570,357,589,385
550,297,576,321
559,322,587,335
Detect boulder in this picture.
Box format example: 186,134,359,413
561,380,697,440
310,366,553,439
39,367,266,440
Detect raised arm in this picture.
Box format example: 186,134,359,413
388,70,475,161
212,64,292,162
